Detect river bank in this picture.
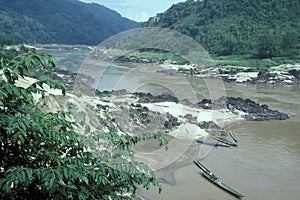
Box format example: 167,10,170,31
30,68,294,200
7,44,300,85
29,45,299,199
158,62,300,85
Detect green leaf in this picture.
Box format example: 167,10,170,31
37,54,47,68
58,179,67,187
19,121,27,131
21,116,30,127
25,169,33,179
25,57,31,67
63,168,69,179
81,176,89,185
0,89,8,99
48,56,56,67
17,170,26,183
6,85,13,95
49,178,55,191
4,69,11,83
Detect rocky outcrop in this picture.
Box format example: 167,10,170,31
133,92,179,103
197,96,289,121
198,121,220,130
164,114,181,129
289,69,300,81
167,64,300,85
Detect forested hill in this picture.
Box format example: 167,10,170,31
144,0,300,58
0,0,139,45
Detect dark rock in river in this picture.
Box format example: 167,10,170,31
196,99,213,109
164,114,180,129
179,99,194,107
227,96,289,121
133,92,179,103
183,114,197,124
157,69,178,75
249,69,271,84
197,96,289,121
289,69,300,81
198,121,220,130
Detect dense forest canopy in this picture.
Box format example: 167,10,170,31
0,0,139,45
144,0,300,58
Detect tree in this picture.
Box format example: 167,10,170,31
144,0,300,58
255,31,282,58
0,53,167,199
0,34,12,48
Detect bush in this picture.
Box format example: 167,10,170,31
0,53,167,199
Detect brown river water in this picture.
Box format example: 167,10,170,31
138,82,300,200
39,45,300,200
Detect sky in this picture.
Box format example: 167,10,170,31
80,0,185,22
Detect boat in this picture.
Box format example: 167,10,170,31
229,131,238,143
193,160,244,199
212,136,237,147
196,139,231,147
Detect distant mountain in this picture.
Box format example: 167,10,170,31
144,0,300,58
0,0,139,45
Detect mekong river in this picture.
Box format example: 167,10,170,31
39,45,300,200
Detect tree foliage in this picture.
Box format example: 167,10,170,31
0,53,166,199
144,0,300,58
0,0,138,45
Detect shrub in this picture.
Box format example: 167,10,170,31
0,53,167,199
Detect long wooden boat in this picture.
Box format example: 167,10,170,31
229,131,238,143
196,139,231,147
194,160,244,199
212,136,237,147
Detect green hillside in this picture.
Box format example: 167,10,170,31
0,0,139,45
144,0,300,58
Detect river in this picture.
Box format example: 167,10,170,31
139,83,300,200
38,45,300,200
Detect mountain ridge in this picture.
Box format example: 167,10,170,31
0,0,139,45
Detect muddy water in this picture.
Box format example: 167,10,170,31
139,83,300,200
96,64,300,199
39,46,300,200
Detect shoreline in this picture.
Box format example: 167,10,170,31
8,44,299,85
157,62,300,85
4,60,296,200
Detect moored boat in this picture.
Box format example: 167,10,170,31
229,131,238,142
212,136,237,147
196,139,231,147
193,160,244,199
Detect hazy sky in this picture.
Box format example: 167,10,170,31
80,0,185,22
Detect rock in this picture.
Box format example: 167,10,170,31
164,115,180,129
180,99,194,107
112,89,128,96
157,69,178,75
197,96,289,121
198,121,220,129
196,99,212,109
157,62,300,85
248,69,269,84
133,92,179,103
289,69,300,80
183,114,197,124
95,90,113,95
96,104,109,111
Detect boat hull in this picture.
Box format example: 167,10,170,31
196,139,231,147
194,161,244,199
